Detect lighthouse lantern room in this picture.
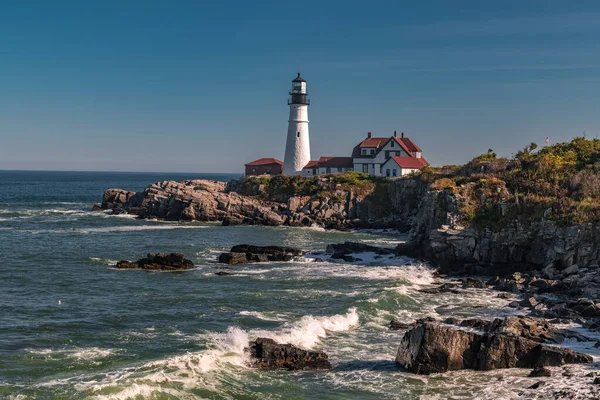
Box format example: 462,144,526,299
283,73,311,175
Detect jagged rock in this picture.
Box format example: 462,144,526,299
218,245,304,265
218,252,248,265
485,316,565,344
419,283,461,295
116,253,194,271
529,366,552,377
529,381,545,389
390,319,410,331
462,278,487,289
115,261,139,269
247,338,331,370
100,188,136,210
326,242,395,258
395,322,592,375
458,318,491,330
230,245,303,256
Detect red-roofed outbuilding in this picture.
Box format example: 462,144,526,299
244,158,283,176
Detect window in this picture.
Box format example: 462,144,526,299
297,132,300,138
252,168,257,174
391,141,394,147
370,149,375,155
337,167,342,172
362,164,368,173
395,151,401,156
266,168,271,174
326,167,331,173
393,169,397,177
385,151,390,158
361,149,367,156
386,169,390,177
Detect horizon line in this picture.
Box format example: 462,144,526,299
0,169,243,175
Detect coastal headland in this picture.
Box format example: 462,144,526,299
95,137,600,387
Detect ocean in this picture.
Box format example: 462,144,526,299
0,171,597,400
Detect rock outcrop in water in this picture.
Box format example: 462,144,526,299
395,318,593,375
247,338,332,370
116,253,194,271
218,245,304,264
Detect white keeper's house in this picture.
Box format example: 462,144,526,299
302,131,428,178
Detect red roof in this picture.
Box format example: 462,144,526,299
245,158,283,166
387,156,429,169
352,134,420,158
303,160,319,169
359,137,388,148
317,157,353,168
399,137,422,152
303,157,353,169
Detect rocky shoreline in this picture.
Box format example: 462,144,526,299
95,177,600,391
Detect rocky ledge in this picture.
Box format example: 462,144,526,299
395,316,593,375
247,338,331,370
218,245,304,265
116,253,194,271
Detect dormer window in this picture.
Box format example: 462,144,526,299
370,149,375,155
361,149,367,156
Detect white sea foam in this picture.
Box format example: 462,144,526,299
249,307,359,349
238,311,291,322
25,346,115,361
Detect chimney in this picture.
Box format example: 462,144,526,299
394,131,397,137
401,132,405,138
367,132,372,138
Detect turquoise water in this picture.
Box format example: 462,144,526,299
0,171,583,400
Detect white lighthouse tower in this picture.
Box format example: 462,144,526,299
283,73,311,175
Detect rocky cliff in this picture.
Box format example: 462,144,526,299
97,174,600,281
97,176,435,230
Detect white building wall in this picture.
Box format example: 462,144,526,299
283,104,311,175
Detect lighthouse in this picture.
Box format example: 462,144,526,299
282,73,311,175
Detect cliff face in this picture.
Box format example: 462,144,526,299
101,177,438,230
98,176,600,279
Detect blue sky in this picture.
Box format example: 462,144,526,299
1,0,599,172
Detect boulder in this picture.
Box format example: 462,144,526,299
395,322,592,374
247,338,331,370
218,245,304,264
100,188,136,210
390,319,411,331
115,261,139,269
116,253,194,271
529,366,552,377
485,316,565,344
218,252,248,265
326,242,395,258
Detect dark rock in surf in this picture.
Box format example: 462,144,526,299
116,253,194,271
218,245,304,265
529,366,552,377
100,188,136,211
395,322,592,375
247,338,331,370
326,242,395,260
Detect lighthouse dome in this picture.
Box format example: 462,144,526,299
292,73,306,83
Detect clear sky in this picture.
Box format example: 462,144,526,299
1,1,599,173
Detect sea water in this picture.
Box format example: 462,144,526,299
0,171,598,400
